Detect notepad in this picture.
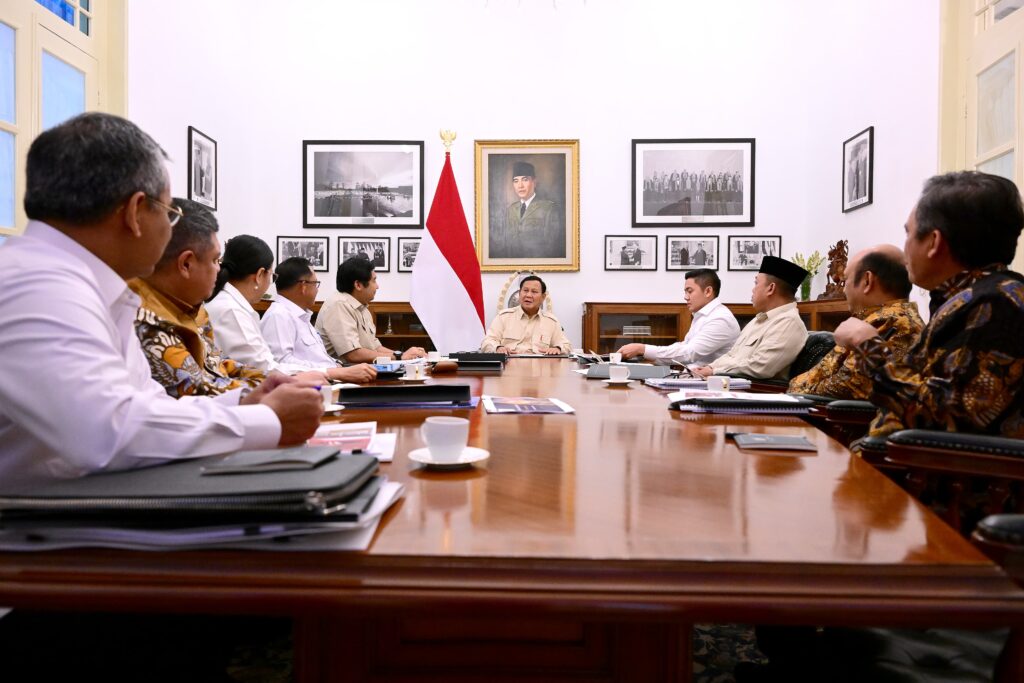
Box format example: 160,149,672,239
199,446,339,475
731,433,817,451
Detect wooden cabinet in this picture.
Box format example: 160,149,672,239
251,300,434,351
582,299,850,353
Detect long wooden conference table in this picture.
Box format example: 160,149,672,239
1,358,1023,682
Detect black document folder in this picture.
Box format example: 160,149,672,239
0,452,379,523
337,383,472,406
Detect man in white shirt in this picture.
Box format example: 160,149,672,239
263,257,376,383
617,269,740,366
0,112,322,487
693,255,809,380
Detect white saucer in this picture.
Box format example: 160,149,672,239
408,446,490,470
399,376,427,383
602,378,633,386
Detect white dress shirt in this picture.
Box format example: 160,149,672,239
0,222,280,487
642,298,740,366
261,296,340,368
206,283,329,375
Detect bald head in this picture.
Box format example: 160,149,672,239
846,244,912,311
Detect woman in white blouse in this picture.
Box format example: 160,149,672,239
206,235,375,383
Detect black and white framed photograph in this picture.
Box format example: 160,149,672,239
187,126,217,210
605,235,657,271
727,235,781,271
303,140,424,228
338,236,391,272
632,138,754,227
277,236,329,273
666,236,719,271
842,126,874,212
397,237,420,273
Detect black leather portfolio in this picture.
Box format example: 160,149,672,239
0,451,379,522
336,383,472,406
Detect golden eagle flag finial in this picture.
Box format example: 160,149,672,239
440,129,457,153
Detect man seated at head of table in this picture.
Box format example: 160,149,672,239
263,257,380,384
692,256,809,380
316,256,426,363
835,171,1024,441
0,113,322,486
788,244,923,400
205,236,376,383
617,268,740,366
480,275,573,355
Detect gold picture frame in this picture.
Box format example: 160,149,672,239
474,139,579,271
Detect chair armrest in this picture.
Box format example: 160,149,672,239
976,514,1024,547
826,400,877,424
853,434,889,466
788,393,836,406
884,429,1024,480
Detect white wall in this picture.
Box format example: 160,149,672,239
128,0,939,345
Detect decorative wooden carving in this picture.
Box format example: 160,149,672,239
819,239,849,300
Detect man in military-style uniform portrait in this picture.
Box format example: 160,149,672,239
495,161,565,260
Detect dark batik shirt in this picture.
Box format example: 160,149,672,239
856,265,1024,439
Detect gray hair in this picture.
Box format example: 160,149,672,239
156,197,219,268
24,112,168,224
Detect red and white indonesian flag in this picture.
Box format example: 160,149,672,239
410,153,485,353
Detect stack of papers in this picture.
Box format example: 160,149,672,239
0,480,404,552
646,377,752,390
482,395,575,414
668,390,813,415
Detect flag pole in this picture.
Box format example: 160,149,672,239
440,129,456,154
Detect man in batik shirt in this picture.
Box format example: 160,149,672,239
835,171,1024,440
789,244,923,399
131,198,264,398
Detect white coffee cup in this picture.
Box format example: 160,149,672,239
608,352,623,364
609,365,630,382
319,384,337,409
707,375,731,392
427,351,440,361
407,364,424,380
420,416,470,463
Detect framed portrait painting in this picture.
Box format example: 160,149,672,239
632,138,754,227
605,235,657,271
187,126,217,210
666,235,719,271
397,237,420,273
338,236,391,273
842,126,874,212
303,140,424,228
475,139,579,271
277,236,329,272
727,235,781,271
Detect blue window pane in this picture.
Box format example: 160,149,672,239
978,151,1015,182
42,51,84,130
0,130,14,228
80,0,90,10
34,0,75,26
79,14,89,36
0,23,13,124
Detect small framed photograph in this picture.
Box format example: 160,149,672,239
727,235,781,271
338,236,391,272
475,139,580,272
303,140,424,228
277,236,329,272
397,237,420,273
605,235,657,271
632,138,754,227
842,126,874,212
666,236,719,271
187,126,217,210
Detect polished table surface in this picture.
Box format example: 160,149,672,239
1,359,1022,680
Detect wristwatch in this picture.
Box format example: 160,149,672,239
393,350,402,360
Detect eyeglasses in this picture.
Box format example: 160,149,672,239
298,279,321,289
147,197,184,227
